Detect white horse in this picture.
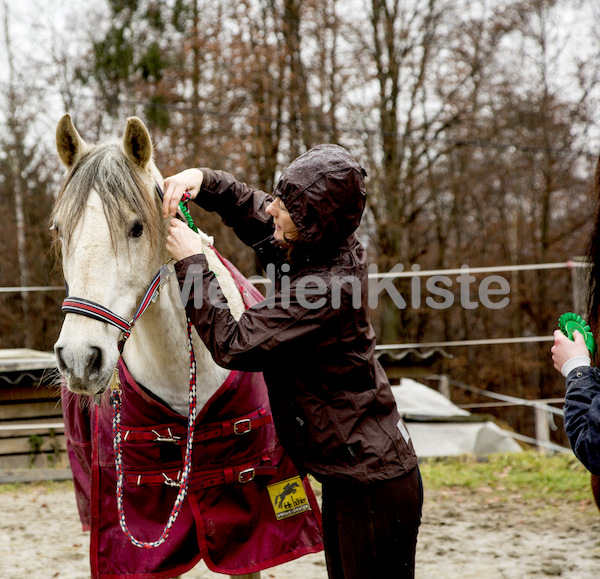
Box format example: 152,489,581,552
53,114,260,579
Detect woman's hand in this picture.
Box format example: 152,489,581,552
166,218,204,261
551,329,588,373
162,168,203,218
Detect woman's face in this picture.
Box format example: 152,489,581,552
266,197,299,243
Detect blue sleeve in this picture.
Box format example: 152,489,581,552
564,365,600,475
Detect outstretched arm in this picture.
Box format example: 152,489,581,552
163,167,281,266
172,253,336,372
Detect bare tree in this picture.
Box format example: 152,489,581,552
0,1,60,348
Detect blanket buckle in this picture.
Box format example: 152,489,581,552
153,428,181,443
233,418,251,435
162,472,182,487
238,468,255,483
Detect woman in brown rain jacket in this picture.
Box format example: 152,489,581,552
164,144,422,579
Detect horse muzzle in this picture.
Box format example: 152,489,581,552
54,333,119,395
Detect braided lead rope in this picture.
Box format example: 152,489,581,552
111,317,198,549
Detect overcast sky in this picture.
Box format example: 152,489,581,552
0,0,106,83
1,0,599,150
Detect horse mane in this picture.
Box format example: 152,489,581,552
51,140,164,252
587,155,600,337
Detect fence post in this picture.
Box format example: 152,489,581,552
439,374,451,400
570,256,590,317
534,405,551,454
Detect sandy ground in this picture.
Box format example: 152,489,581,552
1,480,600,579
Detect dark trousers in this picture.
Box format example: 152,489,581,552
321,466,423,579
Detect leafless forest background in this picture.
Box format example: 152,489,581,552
1,0,599,446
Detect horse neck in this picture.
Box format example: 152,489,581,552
122,262,231,416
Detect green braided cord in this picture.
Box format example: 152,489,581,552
179,202,198,233
178,201,215,274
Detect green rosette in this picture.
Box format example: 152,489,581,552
558,312,597,355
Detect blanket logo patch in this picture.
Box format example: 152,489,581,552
267,476,310,520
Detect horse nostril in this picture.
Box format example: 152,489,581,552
87,347,102,378
55,347,66,372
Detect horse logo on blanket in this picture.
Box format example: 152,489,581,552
276,480,300,507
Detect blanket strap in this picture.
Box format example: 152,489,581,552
121,407,272,444
125,458,278,491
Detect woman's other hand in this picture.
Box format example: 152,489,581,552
551,329,588,373
166,218,204,261
162,168,203,218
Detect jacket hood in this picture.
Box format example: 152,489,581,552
274,144,367,247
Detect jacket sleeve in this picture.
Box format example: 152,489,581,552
194,168,282,266
175,254,335,372
564,365,600,475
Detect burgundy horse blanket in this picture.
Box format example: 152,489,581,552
61,254,324,578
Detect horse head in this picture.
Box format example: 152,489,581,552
52,114,167,395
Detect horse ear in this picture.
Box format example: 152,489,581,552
56,113,87,169
123,117,153,170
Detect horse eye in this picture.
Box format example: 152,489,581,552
128,220,144,238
